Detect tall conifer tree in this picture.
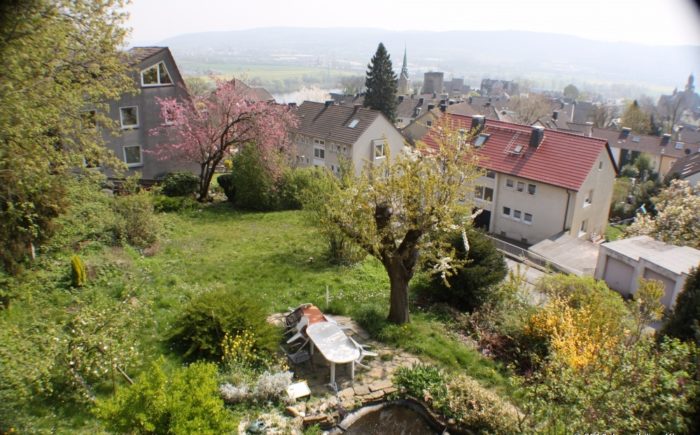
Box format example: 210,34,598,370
364,43,398,122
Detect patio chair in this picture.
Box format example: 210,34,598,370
286,316,309,344
284,303,312,331
280,345,311,367
350,336,378,368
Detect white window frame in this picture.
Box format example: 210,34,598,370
502,206,511,217
516,181,525,192
123,145,143,167
523,213,533,224
506,178,514,189
513,209,522,220
313,147,325,159
373,139,386,160
119,106,139,129
314,138,325,146
528,183,536,195
140,61,173,87
583,190,593,207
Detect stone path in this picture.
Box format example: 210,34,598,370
266,313,424,429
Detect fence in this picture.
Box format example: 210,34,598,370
484,234,582,276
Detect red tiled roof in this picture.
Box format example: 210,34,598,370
422,114,611,191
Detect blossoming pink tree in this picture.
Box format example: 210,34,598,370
152,79,298,201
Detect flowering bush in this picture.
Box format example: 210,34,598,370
219,371,293,405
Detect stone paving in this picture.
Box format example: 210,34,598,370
266,313,424,428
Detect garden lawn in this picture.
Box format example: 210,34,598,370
1,203,513,432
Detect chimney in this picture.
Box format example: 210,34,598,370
676,125,684,141
530,126,545,148
620,127,631,139
418,97,424,106
661,133,671,146
287,102,297,108
468,96,473,104
432,92,437,98
324,100,334,108
427,103,435,110
471,115,485,132
439,103,447,112
552,110,559,120
585,121,593,138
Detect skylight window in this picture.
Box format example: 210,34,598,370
632,136,641,143
348,119,359,128
474,133,490,147
675,142,683,150
511,144,523,154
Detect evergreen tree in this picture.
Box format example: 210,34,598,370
662,266,700,344
363,43,398,122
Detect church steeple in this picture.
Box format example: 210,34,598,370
398,46,410,95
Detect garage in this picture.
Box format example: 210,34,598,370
603,256,635,295
643,269,677,308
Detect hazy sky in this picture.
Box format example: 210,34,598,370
126,0,700,46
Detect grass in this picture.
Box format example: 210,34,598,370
1,202,515,431
605,223,627,241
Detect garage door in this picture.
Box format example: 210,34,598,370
643,269,676,308
603,256,634,296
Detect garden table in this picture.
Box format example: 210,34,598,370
306,321,360,389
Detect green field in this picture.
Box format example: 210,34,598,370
1,204,510,432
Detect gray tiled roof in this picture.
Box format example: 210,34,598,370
592,128,697,158
127,47,167,66
293,101,382,145
668,152,700,179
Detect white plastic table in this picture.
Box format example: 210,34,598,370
306,322,360,389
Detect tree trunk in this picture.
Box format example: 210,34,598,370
385,257,411,324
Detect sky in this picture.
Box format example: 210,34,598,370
126,0,700,46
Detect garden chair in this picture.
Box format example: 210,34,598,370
284,303,312,331
286,316,309,345
350,336,378,369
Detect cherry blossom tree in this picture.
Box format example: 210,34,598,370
152,79,297,201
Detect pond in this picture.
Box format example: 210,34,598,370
339,402,443,435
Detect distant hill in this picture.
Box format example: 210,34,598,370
159,27,700,94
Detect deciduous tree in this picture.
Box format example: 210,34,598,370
152,79,297,201
620,100,651,134
508,94,550,124
363,43,398,122
325,116,482,323
0,0,133,272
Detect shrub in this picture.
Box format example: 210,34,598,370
394,364,448,406
112,191,160,248
169,289,280,361
70,255,87,287
152,195,199,213
95,358,234,434
427,229,508,311
663,266,700,344
216,173,235,202
228,143,280,211
277,167,318,210
444,375,519,434
161,172,199,197
220,370,293,405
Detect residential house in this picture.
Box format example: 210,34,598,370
102,47,194,181
667,152,700,186
591,127,699,178
422,114,617,245
480,78,518,97
291,101,406,175
595,236,700,309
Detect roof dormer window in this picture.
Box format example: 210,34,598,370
141,62,172,87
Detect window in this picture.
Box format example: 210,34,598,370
475,186,484,199
502,206,511,216
486,170,495,178
426,120,433,127
119,106,139,129
374,140,386,159
474,133,490,147
164,107,176,125
524,213,533,224
598,161,603,170
506,179,514,188
313,148,325,159
675,142,683,150
123,145,142,167
632,136,641,143
513,209,522,219
584,189,593,207
512,144,523,154
141,62,172,86
516,181,524,192
528,184,536,195
579,219,588,235
314,138,325,145
483,187,493,202
348,119,359,128
81,110,97,129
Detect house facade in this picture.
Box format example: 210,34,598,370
423,114,617,245
102,47,195,180
292,101,406,175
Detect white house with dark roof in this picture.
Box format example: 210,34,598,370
668,152,700,185
292,101,406,175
